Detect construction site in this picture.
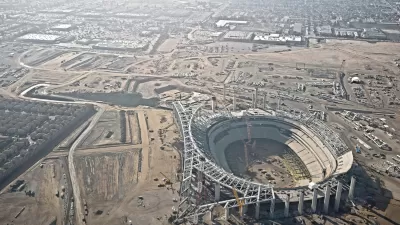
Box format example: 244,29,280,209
1,2,400,223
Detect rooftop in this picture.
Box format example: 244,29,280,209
17,33,62,41
216,20,248,27
254,34,302,42
51,24,73,29
223,31,253,40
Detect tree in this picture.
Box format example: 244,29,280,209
0,154,6,165
6,128,16,135
3,149,12,158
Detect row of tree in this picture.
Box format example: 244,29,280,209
0,99,88,116
0,99,96,183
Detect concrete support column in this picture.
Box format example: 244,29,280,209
224,208,229,220
211,97,216,113
334,182,343,212
214,183,220,201
208,210,213,221
223,84,226,101
255,202,260,220
263,94,266,109
254,88,258,107
269,199,275,219
233,95,236,111
348,176,356,201
298,191,304,215
252,93,256,108
193,214,199,224
324,185,331,213
311,188,318,213
284,194,290,217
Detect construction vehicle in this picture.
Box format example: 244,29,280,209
232,187,244,218
159,172,174,193
355,145,361,154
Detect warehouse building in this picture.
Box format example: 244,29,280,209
216,20,248,28
51,24,75,31
317,25,333,36
293,23,302,35
382,29,400,41
361,28,387,40
93,40,149,52
223,31,254,42
17,33,63,43
254,34,303,45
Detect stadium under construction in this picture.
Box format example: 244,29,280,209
171,99,355,224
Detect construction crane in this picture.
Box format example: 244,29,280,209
232,187,244,218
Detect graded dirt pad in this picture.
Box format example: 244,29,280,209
136,79,182,98
86,109,181,225
106,57,137,71
157,39,180,53
76,151,139,202
9,70,83,93
70,55,118,71
0,157,69,225
53,73,129,94
39,52,80,70
22,49,66,67
80,110,122,147
245,40,400,74
127,111,141,145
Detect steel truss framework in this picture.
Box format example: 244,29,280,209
172,102,350,223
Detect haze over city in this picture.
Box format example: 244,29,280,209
0,0,400,225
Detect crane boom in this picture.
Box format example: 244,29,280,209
232,187,244,217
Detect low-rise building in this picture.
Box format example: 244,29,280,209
17,33,62,43
223,31,254,41
293,23,302,35
317,25,332,36
93,40,149,52
254,34,303,45
361,28,387,40
51,24,75,31
382,29,400,41
216,20,248,28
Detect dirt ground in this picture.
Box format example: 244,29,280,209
226,139,297,188
0,157,70,225
127,111,141,145
75,108,181,225
80,110,122,147
157,39,180,53
52,73,129,94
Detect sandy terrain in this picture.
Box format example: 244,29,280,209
157,39,180,53
73,108,180,225
0,157,70,225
